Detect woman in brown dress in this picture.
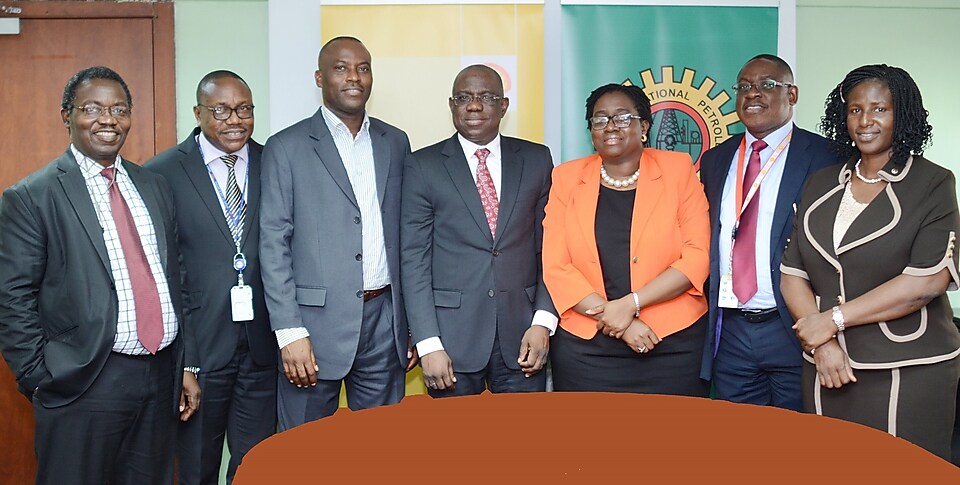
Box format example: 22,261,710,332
780,64,960,459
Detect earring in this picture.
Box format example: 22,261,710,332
641,133,648,143
851,140,856,147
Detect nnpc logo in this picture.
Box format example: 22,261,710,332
624,67,738,171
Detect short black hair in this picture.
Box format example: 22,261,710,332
61,66,132,110
585,83,652,138
740,54,795,82
820,64,932,165
196,70,250,104
317,36,364,66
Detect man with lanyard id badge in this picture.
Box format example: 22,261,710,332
146,70,277,485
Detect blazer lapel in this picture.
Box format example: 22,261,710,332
179,134,235,247
494,138,523,245
56,152,112,276
370,122,391,207
311,111,359,209
572,156,602,264
630,149,663,256
126,160,168,267
241,141,263,252
770,125,811,257
441,136,493,243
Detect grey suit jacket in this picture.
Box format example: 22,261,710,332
146,128,277,373
401,134,556,373
0,150,190,409
259,108,411,380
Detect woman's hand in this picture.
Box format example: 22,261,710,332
621,319,660,354
589,295,636,339
793,310,838,352
813,340,856,389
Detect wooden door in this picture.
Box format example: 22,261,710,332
0,2,175,483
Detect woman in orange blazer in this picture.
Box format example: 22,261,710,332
543,84,710,394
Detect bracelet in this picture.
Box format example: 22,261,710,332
831,306,845,333
632,292,641,318
184,366,200,377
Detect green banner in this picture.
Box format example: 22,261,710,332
561,5,779,168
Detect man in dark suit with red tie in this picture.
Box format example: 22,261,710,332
0,66,199,485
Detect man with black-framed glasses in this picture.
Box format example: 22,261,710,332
146,70,276,485
699,54,839,410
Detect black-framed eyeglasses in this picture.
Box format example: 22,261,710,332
73,105,131,118
731,80,794,93
450,93,502,107
198,104,255,120
589,113,643,131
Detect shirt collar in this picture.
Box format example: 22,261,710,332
744,121,793,151
457,133,502,162
197,132,249,167
71,144,124,181
320,105,370,139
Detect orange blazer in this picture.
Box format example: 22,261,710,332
543,149,710,340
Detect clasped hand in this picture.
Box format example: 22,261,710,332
792,310,838,352
587,296,636,339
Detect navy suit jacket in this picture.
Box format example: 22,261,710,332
699,125,838,380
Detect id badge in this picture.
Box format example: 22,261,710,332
230,285,254,322
718,274,739,308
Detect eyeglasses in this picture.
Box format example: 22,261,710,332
731,80,794,93
198,104,254,120
589,113,643,131
73,105,131,118
450,94,502,107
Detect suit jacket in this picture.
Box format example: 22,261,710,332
259,108,410,380
698,125,838,380
0,150,190,409
542,149,710,340
145,128,277,373
401,134,557,373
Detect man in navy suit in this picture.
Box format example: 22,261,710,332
699,54,839,410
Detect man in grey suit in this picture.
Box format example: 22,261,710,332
146,71,276,484
401,65,556,396
260,36,417,429
0,66,198,484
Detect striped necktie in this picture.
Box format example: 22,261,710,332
220,154,245,243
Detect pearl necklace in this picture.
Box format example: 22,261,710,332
854,159,883,184
600,164,640,188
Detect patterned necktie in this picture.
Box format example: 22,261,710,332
474,148,499,239
732,139,768,304
221,154,245,243
100,167,163,354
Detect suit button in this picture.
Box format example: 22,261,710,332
357,290,364,298
492,249,501,256
356,254,362,261
354,216,361,224
632,256,638,263
488,289,495,297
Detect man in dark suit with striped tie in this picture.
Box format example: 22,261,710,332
147,71,277,484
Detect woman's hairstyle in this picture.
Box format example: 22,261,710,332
585,83,653,134
820,64,932,165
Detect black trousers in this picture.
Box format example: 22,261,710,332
34,347,176,485
427,327,546,398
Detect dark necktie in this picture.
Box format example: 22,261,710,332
474,148,499,238
221,154,245,242
732,139,768,304
101,167,163,354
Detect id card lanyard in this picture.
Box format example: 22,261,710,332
197,137,250,286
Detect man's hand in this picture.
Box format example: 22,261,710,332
620,320,660,354
590,295,636,339
179,371,201,422
421,350,456,391
793,310,838,352
406,338,420,372
813,339,856,389
518,325,550,377
281,337,318,388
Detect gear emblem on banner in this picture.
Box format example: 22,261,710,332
624,67,739,171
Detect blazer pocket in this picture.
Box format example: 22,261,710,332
49,325,79,342
433,289,462,308
296,287,327,307
524,285,537,303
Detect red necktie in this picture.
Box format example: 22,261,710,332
475,148,499,238
732,139,768,304
101,168,164,353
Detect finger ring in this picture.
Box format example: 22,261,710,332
638,345,647,353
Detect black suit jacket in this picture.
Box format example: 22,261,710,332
698,125,839,380
0,149,191,409
146,129,276,372
401,134,556,372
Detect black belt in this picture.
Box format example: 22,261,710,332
362,284,390,301
723,307,779,323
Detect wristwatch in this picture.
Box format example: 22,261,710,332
831,306,845,333
184,366,200,377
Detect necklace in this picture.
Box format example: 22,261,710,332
855,159,883,184
600,163,640,188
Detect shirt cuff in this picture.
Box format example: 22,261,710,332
275,327,310,349
415,337,444,357
531,309,559,335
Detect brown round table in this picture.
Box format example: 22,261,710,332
235,393,959,482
